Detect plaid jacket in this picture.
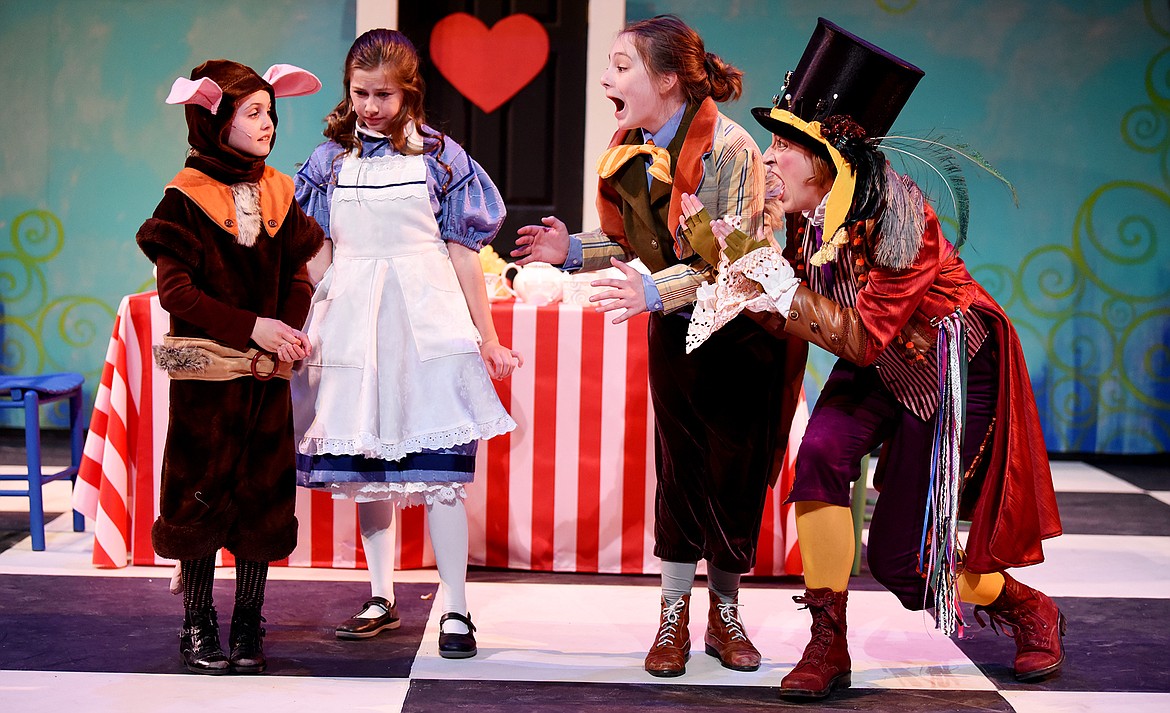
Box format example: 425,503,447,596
577,98,765,314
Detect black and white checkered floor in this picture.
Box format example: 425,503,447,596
1,457,1167,712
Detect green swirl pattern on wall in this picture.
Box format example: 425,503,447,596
1,209,115,426
970,6,1170,453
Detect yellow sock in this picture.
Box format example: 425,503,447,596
794,501,855,592
957,571,1005,606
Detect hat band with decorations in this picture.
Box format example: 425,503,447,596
753,106,855,265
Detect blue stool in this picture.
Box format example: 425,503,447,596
0,373,87,550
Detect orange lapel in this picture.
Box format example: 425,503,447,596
167,166,294,238
666,98,718,240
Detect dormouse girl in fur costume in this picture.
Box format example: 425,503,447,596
138,59,324,675
293,28,520,660
683,19,1064,700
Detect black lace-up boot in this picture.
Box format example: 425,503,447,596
180,607,229,675
228,605,267,674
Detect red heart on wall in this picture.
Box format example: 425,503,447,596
429,12,549,114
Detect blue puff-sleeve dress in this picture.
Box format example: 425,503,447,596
291,123,515,506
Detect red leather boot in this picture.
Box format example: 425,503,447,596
974,573,1067,681
779,588,851,699
704,591,761,671
644,595,690,677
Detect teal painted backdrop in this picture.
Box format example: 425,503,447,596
1,0,1167,453
629,0,1170,454
0,0,354,425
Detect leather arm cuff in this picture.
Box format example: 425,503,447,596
782,285,869,362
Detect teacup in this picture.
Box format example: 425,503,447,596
484,273,515,302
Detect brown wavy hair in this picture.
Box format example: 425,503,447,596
622,14,743,104
324,28,439,156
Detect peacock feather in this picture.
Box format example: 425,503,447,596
878,134,1017,248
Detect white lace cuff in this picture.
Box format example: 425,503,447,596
742,252,799,312
684,246,796,353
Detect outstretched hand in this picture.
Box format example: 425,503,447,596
513,215,570,266
589,257,649,324
710,218,736,249
681,192,737,250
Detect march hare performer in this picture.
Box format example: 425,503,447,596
683,18,1065,700
514,15,807,677
293,28,521,660
139,59,325,674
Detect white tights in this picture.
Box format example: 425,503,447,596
355,496,471,634
356,500,398,617
426,497,471,634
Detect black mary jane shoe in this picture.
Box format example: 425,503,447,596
180,607,230,675
229,605,267,674
335,596,401,640
438,612,477,659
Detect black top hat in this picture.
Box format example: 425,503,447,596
753,18,924,151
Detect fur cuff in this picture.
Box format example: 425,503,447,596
226,517,299,563
151,516,230,561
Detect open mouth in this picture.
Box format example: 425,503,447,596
609,96,625,114
766,177,786,201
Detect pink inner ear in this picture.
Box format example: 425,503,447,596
165,76,223,113
262,64,322,98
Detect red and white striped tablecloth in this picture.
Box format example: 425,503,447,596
74,291,805,575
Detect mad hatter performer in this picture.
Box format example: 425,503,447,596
514,14,807,677
683,18,1064,700
138,60,324,675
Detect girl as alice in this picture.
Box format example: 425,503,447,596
139,59,325,675
293,28,521,660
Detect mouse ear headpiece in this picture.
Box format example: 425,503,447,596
166,76,224,113
262,64,322,98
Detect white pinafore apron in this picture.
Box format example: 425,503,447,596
293,149,514,477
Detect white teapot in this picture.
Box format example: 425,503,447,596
503,261,565,306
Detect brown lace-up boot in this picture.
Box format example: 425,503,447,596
704,591,761,671
644,594,690,677
973,573,1067,681
779,588,851,699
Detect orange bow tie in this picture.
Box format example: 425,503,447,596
596,143,673,184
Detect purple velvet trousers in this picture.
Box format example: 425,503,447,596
788,333,999,610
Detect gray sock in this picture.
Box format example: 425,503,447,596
706,562,740,604
660,560,697,603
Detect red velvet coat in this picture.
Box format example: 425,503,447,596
788,204,1061,574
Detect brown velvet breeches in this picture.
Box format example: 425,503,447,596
648,312,793,573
